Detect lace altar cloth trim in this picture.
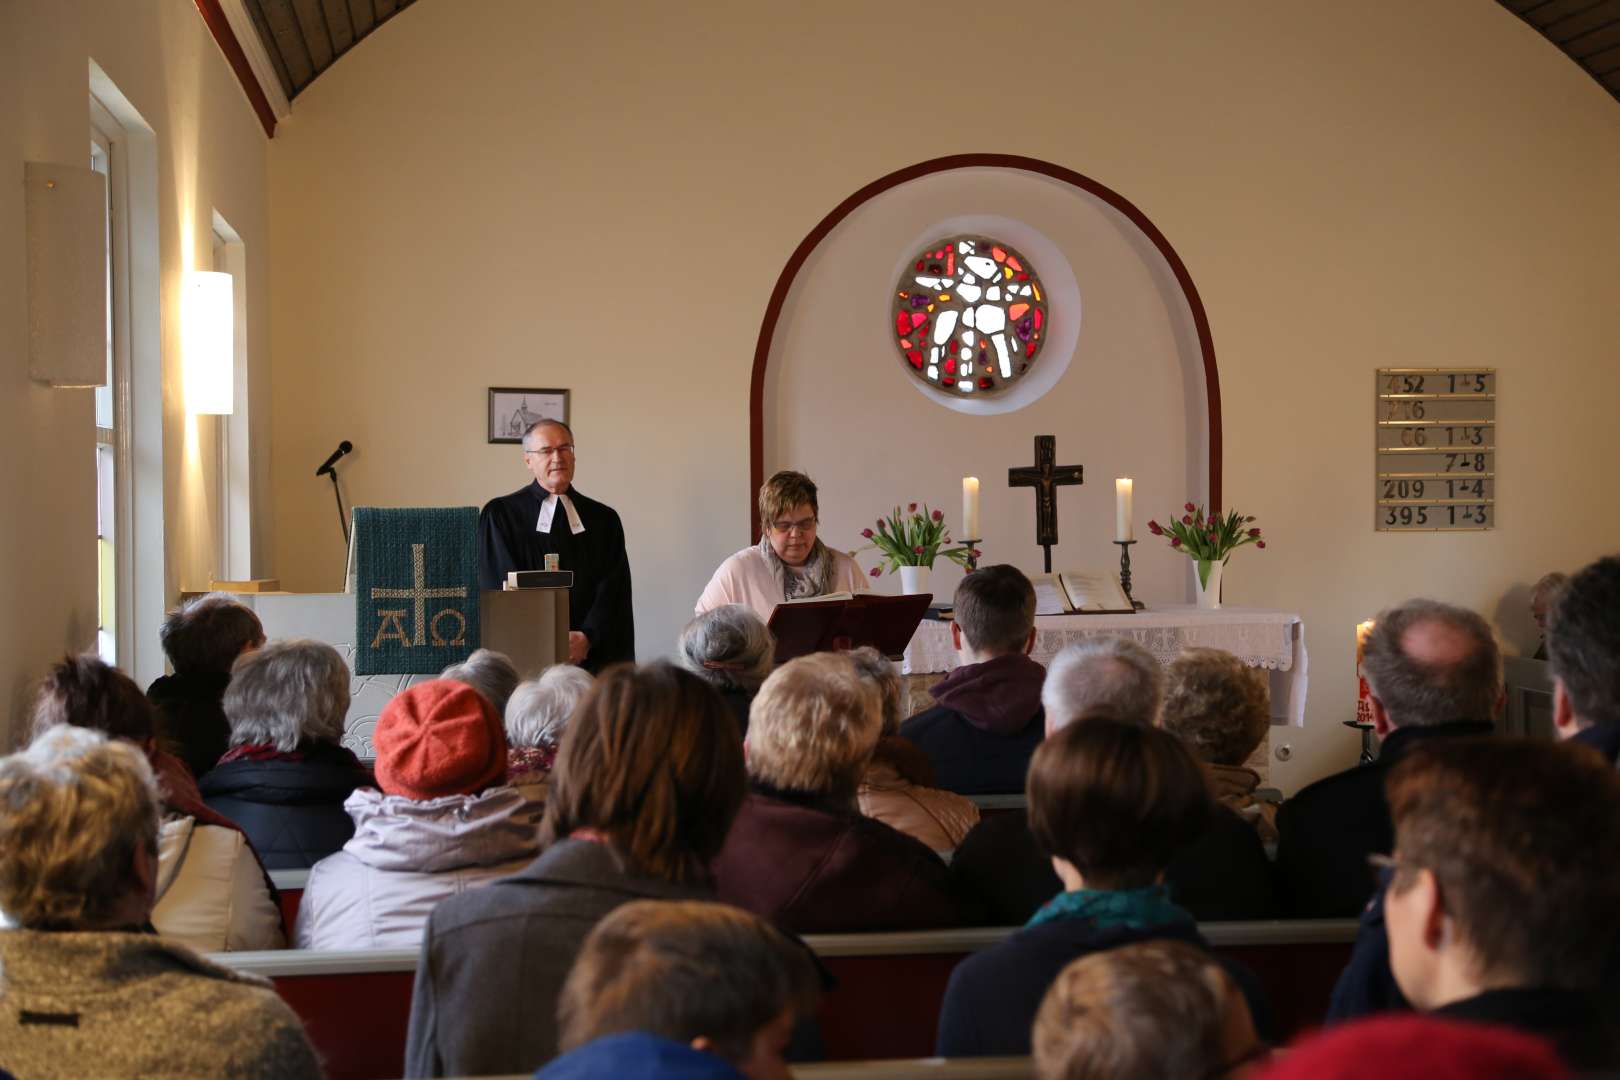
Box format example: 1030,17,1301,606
902,604,1309,727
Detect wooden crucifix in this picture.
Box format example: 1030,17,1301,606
1009,435,1084,573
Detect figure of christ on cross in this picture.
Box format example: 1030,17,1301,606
370,543,470,647
1009,435,1084,573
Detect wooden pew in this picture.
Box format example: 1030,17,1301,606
218,920,1355,1080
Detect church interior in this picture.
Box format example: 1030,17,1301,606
3,0,1620,1074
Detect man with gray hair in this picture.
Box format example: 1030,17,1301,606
442,648,522,717
1279,598,1501,920
1547,554,1620,763
676,605,776,735
1040,636,1163,732
0,725,320,1075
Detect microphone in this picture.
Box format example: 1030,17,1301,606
315,440,353,477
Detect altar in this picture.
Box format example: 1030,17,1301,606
902,604,1308,728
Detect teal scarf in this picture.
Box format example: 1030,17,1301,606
1027,884,1194,932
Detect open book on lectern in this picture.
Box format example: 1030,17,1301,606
766,592,935,664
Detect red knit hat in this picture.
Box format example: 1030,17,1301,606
1257,1015,1570,1080
374,679,508,801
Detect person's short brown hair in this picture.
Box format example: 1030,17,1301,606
1028,718,1212,888
1160,647,1270,767
32,654,155,743
0,725,161,929
1361,599,1502,728
847,646,903,736
1547,554,1620,730
539,663,745,883
558,900,819,1063
758,470,819,530
745,652,881,799
159,593,266,675
1033,940,1246,1080
1386,737,1620,989
953,564,1036,656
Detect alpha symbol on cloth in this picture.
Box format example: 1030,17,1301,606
369,543,469,648
1009,435,1084,573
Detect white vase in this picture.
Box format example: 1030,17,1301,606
1194,559,1224,610
899,564,932,597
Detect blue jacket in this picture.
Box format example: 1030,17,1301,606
935,916,1274,1057
1325,881,1409,1022
534,1034,745,1080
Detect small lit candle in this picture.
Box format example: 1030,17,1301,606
1115,478,1134,542
962,477,980,539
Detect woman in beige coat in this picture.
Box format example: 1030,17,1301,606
849,647,979,854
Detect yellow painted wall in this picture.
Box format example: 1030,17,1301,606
0,0,273,743
261,0,1620,791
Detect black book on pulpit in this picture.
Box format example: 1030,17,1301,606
766,592,934,664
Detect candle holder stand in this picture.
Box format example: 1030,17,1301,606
961,539,982,573
1114,540,1146,610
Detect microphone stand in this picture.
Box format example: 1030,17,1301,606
322,466,349,546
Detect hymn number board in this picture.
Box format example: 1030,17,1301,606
1376,368,1496,532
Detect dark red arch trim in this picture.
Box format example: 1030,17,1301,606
748,153,1222,539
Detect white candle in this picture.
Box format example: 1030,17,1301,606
962,477,980,539
1115,478,1134,542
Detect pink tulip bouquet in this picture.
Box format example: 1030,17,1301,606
1147,502,1266,591
857,503,978,577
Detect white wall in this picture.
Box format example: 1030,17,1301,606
267,0,1620,792
0,0,274,744
766,167,1206,609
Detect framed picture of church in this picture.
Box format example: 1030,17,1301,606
488,387,570,444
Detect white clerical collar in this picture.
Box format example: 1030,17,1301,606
537,491,586,535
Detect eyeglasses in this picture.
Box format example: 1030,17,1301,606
523,443,575,458
770,516,817,536
1366,852,1419,881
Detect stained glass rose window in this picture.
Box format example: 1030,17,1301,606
892,236,1047,395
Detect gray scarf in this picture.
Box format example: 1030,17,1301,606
758,536,838,601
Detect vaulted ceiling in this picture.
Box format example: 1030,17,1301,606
200,0,1619,140
241,0,419,101
1498,0,1620,102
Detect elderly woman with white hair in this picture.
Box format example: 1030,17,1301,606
676,604,775,735
505,664,596,801
0,726,320,1075
199,639,373,869
442,647,522,716
712,652,973,932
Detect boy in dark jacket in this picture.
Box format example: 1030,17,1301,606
900,564,1043,794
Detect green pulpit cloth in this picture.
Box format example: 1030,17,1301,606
353,506,481,675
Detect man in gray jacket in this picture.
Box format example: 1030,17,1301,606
0,725,319,1078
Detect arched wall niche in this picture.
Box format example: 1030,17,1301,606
751,155,1223,604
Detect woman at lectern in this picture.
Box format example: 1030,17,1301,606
695,469,868,624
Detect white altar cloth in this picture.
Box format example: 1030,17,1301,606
902,604,1308,727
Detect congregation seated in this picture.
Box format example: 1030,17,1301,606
713,652,974,932
952,639,1276,923
678,603,776,736
145,592,265,782
1032,940,1267,1080
199,639,373,870
33,655,283,952
850,646,980,855
1160,646,1277,846
1335,738,1620,1070
504,663,595,802
405,662,745,1077
536,900,819,1080
696,469,868,622
899,564,1045,794
0,726,318,1075
936,719,1272,1058
294,679,540,949
441,646,521,716
1547,553,1620,763
1276,598,1501,920
1258,1014,1571,1079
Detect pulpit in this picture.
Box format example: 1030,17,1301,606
232,588,568,758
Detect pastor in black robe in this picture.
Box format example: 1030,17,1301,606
477,482,634,672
